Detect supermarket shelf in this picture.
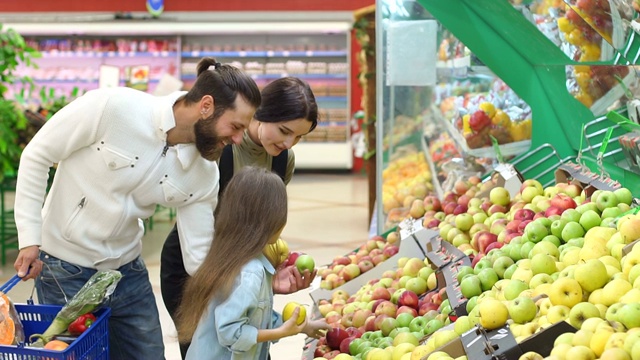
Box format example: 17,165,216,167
181,50,348,58
180,73,348,81
40,51,178,58
28,79,161,84
294,142,352,169
421,135,445,199
316,121,347,127
433,105,532,158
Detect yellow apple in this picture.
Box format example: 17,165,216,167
547,304,570,323
578,241,608,261
572,329,594,347
392,343,416,360
600,348,630,360
604,332,627,351
550,343,572,358
549,278,583,308
601,279,633,306
619,288,640,303
588,289,603,304
585,226,617,242
566,345,596,360
478,299,509,330
574,259,608,293
410,345,433,360
628,264,640,284
590,327,615,357
581,317,606,333
595,304,608,318
600,255,621,270
619,218,640,244
518,351,543,360
554,332,574,346
536,297,552,315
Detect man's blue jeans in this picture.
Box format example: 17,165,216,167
36,252,165,360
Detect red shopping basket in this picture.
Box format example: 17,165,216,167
0,275,110,360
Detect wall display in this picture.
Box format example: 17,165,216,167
9,24,353,169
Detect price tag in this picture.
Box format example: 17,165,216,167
161,51,168,57
282,50,290,57
306,50,313,57
191,51,200,57
107,51,115,57
239,51,247,57
266,50,274,57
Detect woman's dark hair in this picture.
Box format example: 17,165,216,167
254,77,318,132
184,57,261,113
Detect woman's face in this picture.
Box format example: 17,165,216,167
258,118,313,156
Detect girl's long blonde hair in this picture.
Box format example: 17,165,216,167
176,166,288,343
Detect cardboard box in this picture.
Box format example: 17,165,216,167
460,325,522,360
439,257,471,316
421,336,467,360
555,162,622,196
518,321,577,357
477,164,524,199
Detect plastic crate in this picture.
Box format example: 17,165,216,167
0,304,110,360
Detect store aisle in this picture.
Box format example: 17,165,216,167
0,171,371,360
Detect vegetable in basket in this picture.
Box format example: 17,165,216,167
67,313,96,336
30,269,122,345
0,293,25,345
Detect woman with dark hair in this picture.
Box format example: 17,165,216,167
161,77,319,358
13,57,260,359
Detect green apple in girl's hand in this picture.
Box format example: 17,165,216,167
295,254,315,272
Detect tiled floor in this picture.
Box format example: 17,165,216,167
0,171,371,360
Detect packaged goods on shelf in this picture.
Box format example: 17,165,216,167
307,62,328,74
284,60,307,74
328,62,349,74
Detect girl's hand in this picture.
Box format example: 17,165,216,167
279,307,307,337
273,265,317,294
303,318,331,339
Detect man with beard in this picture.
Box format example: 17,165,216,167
12,57,261,360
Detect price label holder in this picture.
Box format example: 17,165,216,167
518,321,577,357
475,136,524,199
461,325,522,360
438,257,471,317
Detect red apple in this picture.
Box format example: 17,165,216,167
374,301,398,318
544,206,564,217
398,290,419,309
484,241,504,253
373,314,391,330
382,244,399,258
423,196,442,212
471,253,485,268
505,219,522,232
443,202,457,215
339,336,356,354
323,350,341,359
364,315,377,332
371,287,391,301
424,218,441,229
396,305,418,317
371,299,386,313
314,344,331,357
358,260,375,273
453,204,468,215
457,194,471,207
474,231,498,253
285,251,303,267
550,193,577,211
418,301,439,316
325,328,350,350
533,211,546,220
513,208,535,221
331,255,351,267
351,309,372,328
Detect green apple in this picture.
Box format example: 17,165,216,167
424,318,444,335
560,209,581,223
529,273,554,288
575,202,599,214
530,253,557,275
568,302,600,329
395,312,414,328
530,240,559,258
460,275,483,299
520,241,536,259
618,303,640,329
477,268,499,291
550,219,568,239
490,187,511,207
455,213,474,232
508,244,523,262
535,217,553,229
295,254,315,273
456,265,475,283
605,302,625,322
561,221,585,243
579,210,601,232
503,263,518,279
601,206,623,219
600,217,617,228
408,316,427,333
453,315,474,335
596,190,620,211
473,258,493,274
508,296,537,324
525,221,549,243
503,279,529,300
614,187,633,206
493,256,515,278
574,259,608,293
540,234,561,248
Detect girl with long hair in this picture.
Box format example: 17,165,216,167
175,166,329,359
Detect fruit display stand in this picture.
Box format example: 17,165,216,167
308,225,431,307
416,0,640,196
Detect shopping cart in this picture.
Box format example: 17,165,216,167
0,274,110,360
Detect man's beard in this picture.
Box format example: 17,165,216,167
194,108,227,161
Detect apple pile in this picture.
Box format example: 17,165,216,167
318,235,401,291
314,257,455,359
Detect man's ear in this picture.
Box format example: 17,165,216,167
200,95,215,116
